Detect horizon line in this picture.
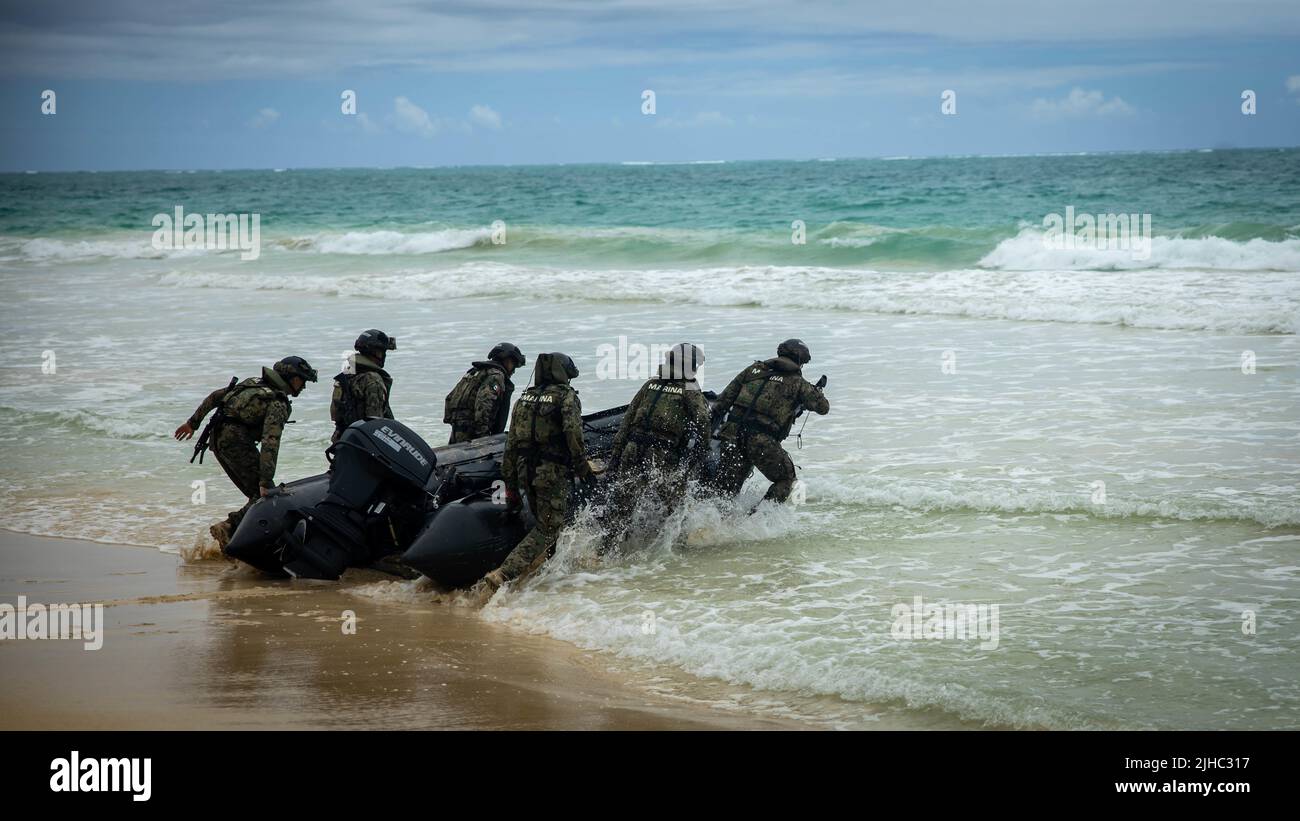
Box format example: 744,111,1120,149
4,144,1299,176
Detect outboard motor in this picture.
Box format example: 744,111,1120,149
280,418,436,580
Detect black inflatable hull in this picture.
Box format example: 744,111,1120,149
222,403,632,585
224,474,329,575
401,497,537,589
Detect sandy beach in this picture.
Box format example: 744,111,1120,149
0,530,812,730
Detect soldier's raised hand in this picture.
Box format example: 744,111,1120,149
174,422,195,441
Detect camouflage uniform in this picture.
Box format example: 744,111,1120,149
444,361,514,444
330,353,393,443
186,367,294,530
495,354,592,581
712,356,829,503
603,369,711,545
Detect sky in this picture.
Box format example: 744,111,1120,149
1,0,1298,170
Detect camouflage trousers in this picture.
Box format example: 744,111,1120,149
602,441,691,550
497,460,572,581
715,426,797,503
212,426,262,531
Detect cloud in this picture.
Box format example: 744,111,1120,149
656,110,735,128
356,112,381,134
1287,74,1300,93
390,98,503,137
393,96,439,138
469,104,502,129
654,62,1200,99
249,107,280,128
4,1,1298,80
1028,87,1135,120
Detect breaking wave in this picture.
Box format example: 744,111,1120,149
160,263,1300,334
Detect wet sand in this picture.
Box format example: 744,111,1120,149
0,531,806,730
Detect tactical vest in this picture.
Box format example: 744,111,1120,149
222,378,287,429
730,362,800,437
330,369,391,432
628,379,693,446
508,384,575,464
330,373,359,432
443,366,493,425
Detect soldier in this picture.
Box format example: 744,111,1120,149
174,356,318,547
601,343,711,552
472,352,595,596
711,339,829,506
330,328,397,443
443,342,526,444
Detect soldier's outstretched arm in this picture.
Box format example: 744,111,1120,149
801,378,830,415
608,385,646,469
258,400,290,491
562,393,593,480
710,369,745,428
501,437,521,492
472,375,503,436
176,386,230,440
687,390,713,464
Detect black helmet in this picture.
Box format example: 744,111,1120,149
274,356,318,383
663,342,705,379
354,329,397,355
777,338,811,365
488,342,526,368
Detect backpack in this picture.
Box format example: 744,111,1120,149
443,367,490,425
331,372,360,434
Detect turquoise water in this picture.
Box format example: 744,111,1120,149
0,149,1297,728
4,149,1299,271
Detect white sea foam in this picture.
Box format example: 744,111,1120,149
810,475,1300,528
294,228,491,255
480,501,1107,729
7,236,203,261
981,227,1300,272
159,262,1300,334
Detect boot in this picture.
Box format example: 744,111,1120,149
464,569,506,608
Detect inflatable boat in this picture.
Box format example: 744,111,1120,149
224,403,638,588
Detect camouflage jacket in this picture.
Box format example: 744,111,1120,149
714,356,829,440
443,361,514,438
502,383,589,489
187,367,293,487
610,372,711,467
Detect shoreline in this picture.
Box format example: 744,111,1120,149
0,530,813,730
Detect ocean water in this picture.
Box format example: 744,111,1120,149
1,149,1297,729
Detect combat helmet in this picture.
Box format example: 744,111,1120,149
777,338,811,365
488,342,526,369
354,329,397,356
